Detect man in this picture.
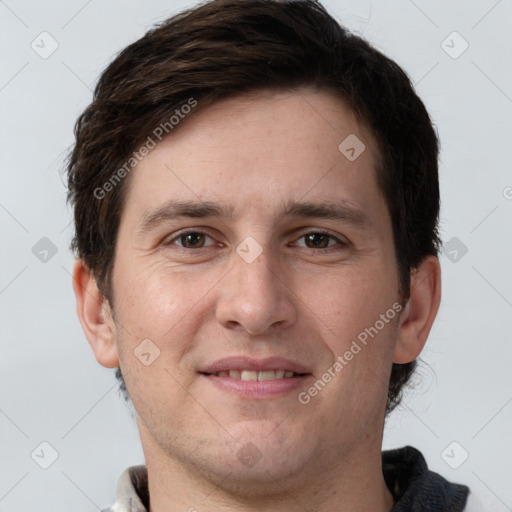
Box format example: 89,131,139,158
67,0,471,510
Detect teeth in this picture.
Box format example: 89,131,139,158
213,369,299,380
241,370,258,381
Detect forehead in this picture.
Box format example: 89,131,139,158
120,88,386,229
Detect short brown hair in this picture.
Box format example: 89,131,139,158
66,0,441,414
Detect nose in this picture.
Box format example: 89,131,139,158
215,245,297,335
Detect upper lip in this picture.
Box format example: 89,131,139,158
200,356,311,375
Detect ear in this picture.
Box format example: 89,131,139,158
393,255,441,363
72,259,119,368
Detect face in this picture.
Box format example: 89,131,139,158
106,88,403,489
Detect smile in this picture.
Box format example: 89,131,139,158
208,370,302,381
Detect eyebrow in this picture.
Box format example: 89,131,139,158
282,201,372,231
135,199,374,236
136,200,235,236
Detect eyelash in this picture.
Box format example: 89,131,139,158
163,229,349,251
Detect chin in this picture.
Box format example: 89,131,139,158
219,425,314,482
198,448,309,500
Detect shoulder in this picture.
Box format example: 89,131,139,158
383,445,470,511
101,465,149,512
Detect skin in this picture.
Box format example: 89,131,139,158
73,88,441,511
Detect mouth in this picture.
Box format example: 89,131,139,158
198,357,312,399
202,369,306,381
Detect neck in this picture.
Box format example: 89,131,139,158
140,424,395,512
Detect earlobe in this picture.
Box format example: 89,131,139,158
72,259,120,368
393,255,441,364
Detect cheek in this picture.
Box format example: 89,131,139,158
111,266,210,422
114,261,201,337
305,262,397,332
302,263,399,395
111,260,224,380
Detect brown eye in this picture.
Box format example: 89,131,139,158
180,233,205,248
296,232,347,250
166,231,216,249
304,233,331,249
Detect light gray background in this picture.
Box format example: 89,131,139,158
1,0,511,510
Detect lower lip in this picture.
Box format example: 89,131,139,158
200,374,311,399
